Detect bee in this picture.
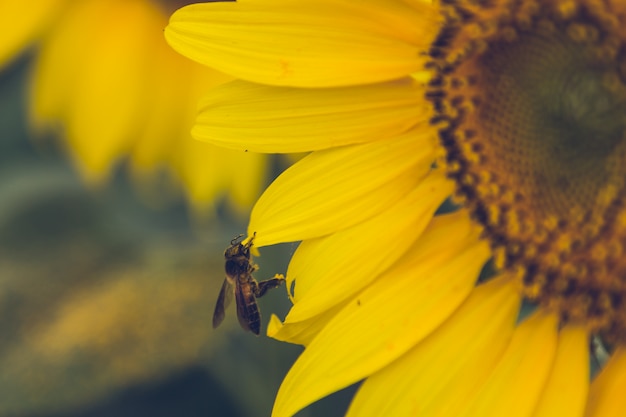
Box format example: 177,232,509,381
212,233,285,335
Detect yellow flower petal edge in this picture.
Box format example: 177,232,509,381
30,0,105,128
194,78,431,153
271,220,490,417
267,302,346,347
129,36,202,173
33,0,160,182
274,210,480,347
346,276,521,417
0,0,65,67
455,311,559,417
585,347,626,417
165,0,440,88
171,136,268,211
248,128,437,247
28,0,255,211
532,325,589,417
284,173,453,319
127,39,242,208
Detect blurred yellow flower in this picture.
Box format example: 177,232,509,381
1,0,267,210
166,0,626,416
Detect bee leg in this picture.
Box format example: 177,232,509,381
255,274,285,297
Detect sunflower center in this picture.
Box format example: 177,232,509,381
427,0,626,342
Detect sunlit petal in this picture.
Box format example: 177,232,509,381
32,0,159,181
267,302,345,347
346,276,521,417
454,311,559,417
165,0,440,87
0,0,66,67
285,173,454,319
531,324,589,417
248,128,437,247
28,0,262,210
194,78,431,153
30,0,105,127
271,220,490,417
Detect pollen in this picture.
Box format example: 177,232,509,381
427,0,626,345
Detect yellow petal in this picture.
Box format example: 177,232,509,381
129,28,218,206
66,1,159,181
285,173,454,320
271,220,490,417
165,0,441,87
0,0,66,67
30,0,103,126
270,211,480,344
193,78,432,153
130,40,193,174
223,150,268,210
32,0,160,182
248,128,437,247
175,140,268,211
454,311,559,417
130,36,230,178
531,325,589,417
585,347,626,417
267,302,345,347
346,276,521,417
27,0,263,210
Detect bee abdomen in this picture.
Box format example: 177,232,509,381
246,299,262,335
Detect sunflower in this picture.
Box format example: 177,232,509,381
165,0,626,416
2,0,267,210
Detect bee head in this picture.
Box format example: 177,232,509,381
224,233,256,277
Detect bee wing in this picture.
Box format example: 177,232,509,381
234,279,253,333
212,278,234,329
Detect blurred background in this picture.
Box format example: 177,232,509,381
0,0,356,416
